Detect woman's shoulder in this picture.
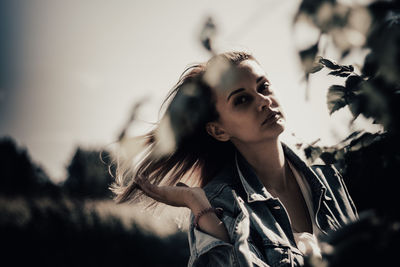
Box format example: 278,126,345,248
201,165,242,216
310,163,358,217
282,141,345,188
309,163,344,189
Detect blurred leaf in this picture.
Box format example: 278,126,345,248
203,39,211,52
304,145,323,163
309,61,324,73
359,78,391,129
362,52,378,78
203,56,231,89
118,99,148,142
342,130,363,144
297,0,335,18
341,49,350,59
347,6,372,39
310,138,321,146
200,17,216,52
299,42,320,73
328,70,352,77
345,75,363,91
368,1,398,23
327,85,347,114
327,70,340,76
333,148,346,162
295,142,304,150
348,132,380,152
320,151,336,164
320,58,341,69
342,65,354,72
153,113,176,157
315,1,335,32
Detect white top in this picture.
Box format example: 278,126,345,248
287,160,322,259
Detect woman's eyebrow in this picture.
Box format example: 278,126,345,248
227,88,245,101
226,77,266,101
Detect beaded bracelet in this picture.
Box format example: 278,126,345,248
194,207,223,229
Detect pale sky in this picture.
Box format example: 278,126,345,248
0,0,380,183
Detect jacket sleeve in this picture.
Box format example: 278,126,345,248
187,193,271,267
187,213,236,267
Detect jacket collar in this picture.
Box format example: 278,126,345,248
235,141,327,204
235,152,270,202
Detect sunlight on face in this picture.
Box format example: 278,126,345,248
213,60,286,145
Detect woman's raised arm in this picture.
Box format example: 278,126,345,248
136,176,230,243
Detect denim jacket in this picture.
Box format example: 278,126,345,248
187,142,358,267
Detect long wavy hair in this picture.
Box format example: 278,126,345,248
111,51,255,205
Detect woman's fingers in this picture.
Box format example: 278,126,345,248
135,176,190,207
136,176,212,213
136,176,164,202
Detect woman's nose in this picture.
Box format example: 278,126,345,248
257,95,273,112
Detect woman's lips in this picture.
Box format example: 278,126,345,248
262,111,281,125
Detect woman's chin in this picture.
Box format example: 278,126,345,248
265,117,286,132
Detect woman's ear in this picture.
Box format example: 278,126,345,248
206,122,230,142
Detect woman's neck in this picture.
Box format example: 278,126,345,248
234,137,289,193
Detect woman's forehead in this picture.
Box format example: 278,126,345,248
237,60,266,78
214,60,266,94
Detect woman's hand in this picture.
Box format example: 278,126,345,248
136,175,230,242
136,176,211,213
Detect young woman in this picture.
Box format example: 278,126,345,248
112,51,358,266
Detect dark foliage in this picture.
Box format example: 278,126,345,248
0,137,61,198
296,0,400,216
0,137,189,266
0,197,189,267
295,0,400,265
304,211,400,267
63,147,115,199
0,136,115,200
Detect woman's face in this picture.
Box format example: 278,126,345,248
208,59,286,146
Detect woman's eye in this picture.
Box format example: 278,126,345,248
259,83,272,94
234,95,250,106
